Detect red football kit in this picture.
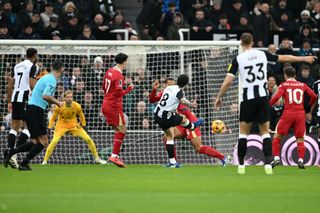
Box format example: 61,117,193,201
102,66,133,126
149,88,201,140
269,78,317,138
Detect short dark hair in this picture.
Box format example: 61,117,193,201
52,60,64,71
165,77,175,83
284,66,296,77
115,53,128,64
240,33,253,46
177,74,189,88
26,48,37,58
299,64,310,71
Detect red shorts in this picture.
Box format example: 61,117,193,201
276,112,305,138
176,126,201,140
102,106,125,127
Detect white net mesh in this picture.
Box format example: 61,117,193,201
0,41,239,164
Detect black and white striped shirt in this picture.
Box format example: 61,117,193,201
312,79,320,116
11,59,37,103
227,49,279,102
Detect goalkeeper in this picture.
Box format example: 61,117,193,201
42,90,106,165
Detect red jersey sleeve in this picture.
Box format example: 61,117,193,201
149,89,163,103
304,84,317,106
270,84,285,106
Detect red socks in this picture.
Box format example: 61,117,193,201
199,146,224,160
297,142,305,160
112,132,125,155
272,137,281,157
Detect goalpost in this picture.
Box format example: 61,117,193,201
0,40,240,164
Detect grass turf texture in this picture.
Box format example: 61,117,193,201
0,165,319,213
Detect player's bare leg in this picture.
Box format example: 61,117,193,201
190,137,229,167
296,138,306,169
162,128,184,160
108,122,127,168
271,133,283,168
163,127,181,168
259,122,273,174
237,122,252,174
180,115,203,130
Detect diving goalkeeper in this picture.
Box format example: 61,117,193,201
42,90,106,165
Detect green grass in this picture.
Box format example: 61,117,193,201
0,165,319,213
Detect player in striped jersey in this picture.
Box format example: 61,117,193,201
5,48,38,168
312,76,320,159
214,33,317,175
4,61,64,171
149,79,230,166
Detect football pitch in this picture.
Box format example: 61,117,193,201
0,165,319,213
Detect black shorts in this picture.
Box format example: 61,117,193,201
154,111,183,131
26,105,47,139
240,97,270,124
12,102,27,120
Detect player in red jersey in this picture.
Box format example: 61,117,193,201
149,78,230,166
269,67,317,169
101,53,134,167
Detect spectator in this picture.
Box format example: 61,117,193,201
0,24,12,39
61,1,81,26
61,14,82,39
167,12,189,40
53,0,65,16
252,2,271,47
235,14,252,30
131,101,151,130
226,0,248,28
86,56,105,93
88,0,116,21
311,2,320,29
271,0,293,23
276,38,294,55
184,0,206,25
207,0,225,26
42,15,60,39
17,24,41,39
136,0,163,40
162,0,180,13
297,9,318,32
109,10,132,40
73,79,86,106
77,25,96,40
31,12,44,35
297,39,316,56
160,2,177,37
41,2,58,28
1,0,19,36
82,91,98,129
91,13,111,40
18,0,34,29
275,12,296,32
267,44,282,80
51,30,61,40
293,24,319,48
268,75,282,131
70,66,82,88
217,14,231,30
190,9,215,40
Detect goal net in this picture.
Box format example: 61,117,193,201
0,40,240,164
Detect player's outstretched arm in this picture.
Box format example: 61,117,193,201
214,74,234,110
278,55,317,64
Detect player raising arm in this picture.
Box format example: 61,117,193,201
150,78,230,166
153,74,203,168
5,48,38,168
101,53,134,167
42,90,106,165
4,61,64,171
270,67,317,169
214,33,317,175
